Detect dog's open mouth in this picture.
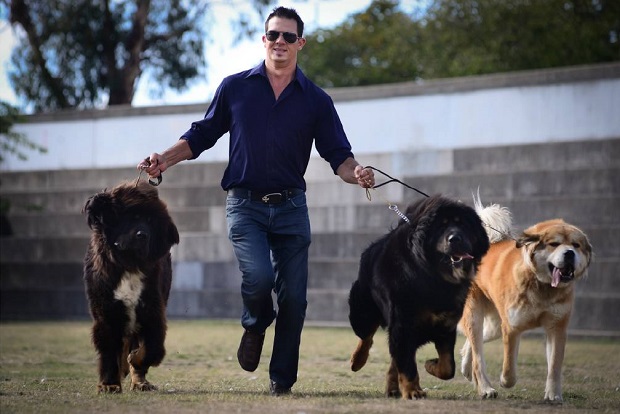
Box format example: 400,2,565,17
549,264,575,287
451,253,474,267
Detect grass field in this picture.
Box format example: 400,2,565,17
0,320,619,413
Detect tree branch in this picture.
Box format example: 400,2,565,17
9,0,70,108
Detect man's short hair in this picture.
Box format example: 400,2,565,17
265,6,304,37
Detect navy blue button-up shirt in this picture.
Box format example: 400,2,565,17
181,62,355,192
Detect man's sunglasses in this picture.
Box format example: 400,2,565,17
265,30,299,44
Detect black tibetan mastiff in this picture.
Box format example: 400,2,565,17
348,194,489,399
83,180,179,393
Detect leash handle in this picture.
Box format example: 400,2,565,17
148,175,163,186
136,157,163,186
364,166,429,198
362,166,427,225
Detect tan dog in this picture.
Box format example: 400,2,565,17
459,196,592,402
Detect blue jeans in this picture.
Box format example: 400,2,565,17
226,191,311,388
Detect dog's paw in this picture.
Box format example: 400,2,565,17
480,387,498,399
500,372,517,389
130,380,158,392
350,337,373,372
424,358,455,380
402,388,427,400
350,352,367,372
97,384,122,394
544,391,563,403
385,387,401,398
461,362,472,381
398,375,427,400
459,343,473,381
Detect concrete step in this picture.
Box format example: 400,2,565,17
486,196,619,228
305,289,620,333
2,138,615,193
453,138,619,174
311,196,619,232
1,138,618,335
3,207,227,237
1,223,616,264
6,190,616,238
0,287,87,320
0,236,89,263
570,293,620,333
0,185,225,215
0,253,614,295
400,167,619,202
3,166,616,216
0,162,227,192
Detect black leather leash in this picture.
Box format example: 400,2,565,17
364,166,430,198
361,165,431,224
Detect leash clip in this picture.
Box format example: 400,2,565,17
389,204,410,224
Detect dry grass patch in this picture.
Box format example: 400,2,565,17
1,320,618,413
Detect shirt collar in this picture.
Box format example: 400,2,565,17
246,61,309,91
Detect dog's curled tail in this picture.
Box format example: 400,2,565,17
473,190,513,243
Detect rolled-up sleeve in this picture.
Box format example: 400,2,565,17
313,93,354,174
180,80,231,159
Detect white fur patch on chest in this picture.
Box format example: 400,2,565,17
507,300,572,329
114,271,145,334
507,306,536,327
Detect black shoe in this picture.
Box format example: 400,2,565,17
237,330,265,372
269,379,291,396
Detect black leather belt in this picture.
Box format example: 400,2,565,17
228,188,304,204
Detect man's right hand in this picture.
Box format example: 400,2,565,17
137,153,166,179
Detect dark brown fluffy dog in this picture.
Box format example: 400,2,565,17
83,180,179,393
348,195,490,399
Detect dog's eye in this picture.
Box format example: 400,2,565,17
548,242,560,247
572,242,580,249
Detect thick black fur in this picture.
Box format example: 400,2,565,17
83,180,179,393
348,194,489,399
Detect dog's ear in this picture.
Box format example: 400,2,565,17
83,192,114,230
578,229,594,267
515,231,540,248
168,220,180,246
147,215,180,260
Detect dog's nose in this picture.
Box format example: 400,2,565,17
564,249,575,263
448,234,462,244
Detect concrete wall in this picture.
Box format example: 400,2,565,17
1,63,619,337
2,62,619,173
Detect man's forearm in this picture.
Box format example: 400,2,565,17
139,139,194,177
161,139,194,169
336,157,361,184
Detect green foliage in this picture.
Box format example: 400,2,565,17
5,0,619,107
299,0,424,87
0,100,47,164
300,0,620,87
6,0,208,111
422,0,620,78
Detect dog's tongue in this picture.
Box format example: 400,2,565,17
551,267,561,288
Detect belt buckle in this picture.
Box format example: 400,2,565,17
261,192,283,203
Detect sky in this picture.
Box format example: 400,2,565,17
0,0,408,110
